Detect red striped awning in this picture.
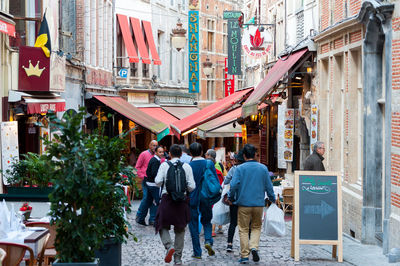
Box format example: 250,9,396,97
242,48,308,117
171,88,253,137
142,21,161,65
130,17,151,64
138,107,179,135
116,14,139,63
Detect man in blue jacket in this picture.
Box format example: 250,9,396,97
229,144,276,264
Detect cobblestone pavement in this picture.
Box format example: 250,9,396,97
122,200,354,266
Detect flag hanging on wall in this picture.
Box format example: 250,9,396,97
34,13,51,57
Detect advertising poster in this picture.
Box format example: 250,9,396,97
1,122,19,186
310,104,318,153
283,108,294,162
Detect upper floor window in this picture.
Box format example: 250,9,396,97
9,0,42,47
207,19,215,52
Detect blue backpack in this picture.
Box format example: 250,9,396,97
200,160,222,205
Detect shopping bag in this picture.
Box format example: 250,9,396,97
263,203,285,237
211,198,230,225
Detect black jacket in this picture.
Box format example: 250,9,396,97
146,156,161,183
303,151,325,171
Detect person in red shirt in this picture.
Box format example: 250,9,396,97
135,140,158,226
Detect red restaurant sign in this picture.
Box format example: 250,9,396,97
18,46,50,92
224,58,235,97
0,18,15,37
27,102,66,114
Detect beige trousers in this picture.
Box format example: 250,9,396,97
238,206,263,258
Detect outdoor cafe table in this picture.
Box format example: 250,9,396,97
0,228,49,258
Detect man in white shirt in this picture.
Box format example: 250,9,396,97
155,144,196,265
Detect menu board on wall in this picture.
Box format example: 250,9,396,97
310,105,318,153
283,109,295,162
277,102,287,169
1,122,19,186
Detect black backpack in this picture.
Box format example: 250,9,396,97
166,161,187,202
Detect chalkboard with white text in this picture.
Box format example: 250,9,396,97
299,174,338,240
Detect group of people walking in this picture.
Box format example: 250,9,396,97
134,140,277,265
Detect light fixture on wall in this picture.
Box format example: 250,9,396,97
171,19,187,51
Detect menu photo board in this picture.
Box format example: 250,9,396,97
310,104,318,153
293,171,343,262
1,122,19,187
283,108,294,162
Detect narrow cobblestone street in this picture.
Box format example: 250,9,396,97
122,201,357,266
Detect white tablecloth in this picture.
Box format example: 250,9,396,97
0,230,32,244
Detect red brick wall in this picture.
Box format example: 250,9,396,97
321,0,330,30
391,192,400,209
334,0,344,23
349,0,362,16
321,43,329,54
75,0,84,61
393,17,400,31
392,40,400,90
349,30,362,43
334,37,344,49
392,153,400,187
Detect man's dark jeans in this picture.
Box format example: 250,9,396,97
188,206,202,257
136,180,157,223
199,200,213,246
227,204,238,243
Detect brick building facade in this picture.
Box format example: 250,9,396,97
314,0,399,254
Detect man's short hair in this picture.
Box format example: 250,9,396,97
179,144,189,154
189,142,202,157
169,144,182,158
206,149,216,159
243,144,256,159
313,141,324,152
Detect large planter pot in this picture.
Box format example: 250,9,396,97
94,238,121,266
52,258,99,266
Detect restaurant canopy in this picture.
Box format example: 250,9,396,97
94,96,169,141
242,48,308,117
171,88,253,138
138,107,179,135
197,107,242,138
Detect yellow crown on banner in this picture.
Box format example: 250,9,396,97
22,60,45,77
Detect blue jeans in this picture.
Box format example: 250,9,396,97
136,180,157,223
199,200,213,246
189,206,202,257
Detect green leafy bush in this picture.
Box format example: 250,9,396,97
45,109,134,263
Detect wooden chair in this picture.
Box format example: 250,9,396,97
0,248,6,264
0,242,34,266
25,222,56,266
282,187,294,214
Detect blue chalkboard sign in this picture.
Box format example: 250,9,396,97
294,171,343,262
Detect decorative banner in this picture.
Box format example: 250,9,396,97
310,104,318,153
188,11,199,93
18,46,50,92
1,122,19,186
227,17,242,75
242,25,273,59
224,58,235,97
277,102,287,169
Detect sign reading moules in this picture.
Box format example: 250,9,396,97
242,25,273,59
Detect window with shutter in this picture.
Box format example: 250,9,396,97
60,0,76,55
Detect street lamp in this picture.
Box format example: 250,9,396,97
202,57,213,76
171,19,187,51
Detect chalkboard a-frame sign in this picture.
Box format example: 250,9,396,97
293,171,343,262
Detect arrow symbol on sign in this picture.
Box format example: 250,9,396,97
304,200,334,219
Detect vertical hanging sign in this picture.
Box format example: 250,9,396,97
224,11,242,75
224,58,235,97
188,8,199,93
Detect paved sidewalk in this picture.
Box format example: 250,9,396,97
122,200,389,265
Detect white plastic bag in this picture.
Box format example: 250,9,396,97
263,203,285,237
211,198,230,225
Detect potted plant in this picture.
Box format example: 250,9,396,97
19,202,33,221
3,152,54,199
44,109,133,265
